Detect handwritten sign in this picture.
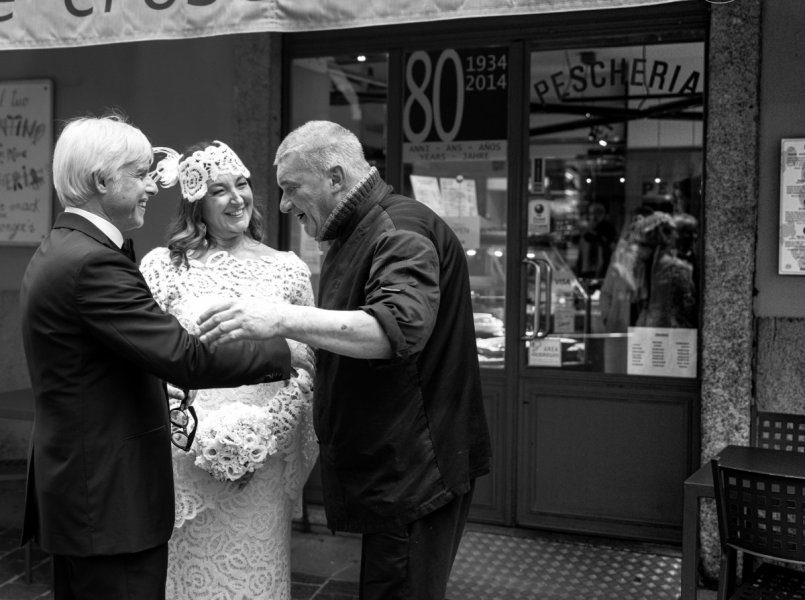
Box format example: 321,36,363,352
779,138,805,274
0,80,52,245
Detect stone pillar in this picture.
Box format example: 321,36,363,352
233,33,284,247
698,0,761,584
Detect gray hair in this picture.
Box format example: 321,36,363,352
274,120,370,183
52,113,153,208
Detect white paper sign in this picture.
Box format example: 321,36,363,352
779,138,805,274
409,175,444,215
443,216,480,251
627,327,697,378
528,338,562,367
439,177,478,217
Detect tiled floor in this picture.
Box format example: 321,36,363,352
0,515,718,600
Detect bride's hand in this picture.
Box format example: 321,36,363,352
289,341,315,376
235,470,256,491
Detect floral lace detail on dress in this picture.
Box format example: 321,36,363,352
139,247,318,600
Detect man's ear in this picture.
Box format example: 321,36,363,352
93,171,108,193
329,166,346,191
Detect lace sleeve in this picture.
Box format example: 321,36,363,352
139,247,179,313
286,251,315,308
278,252,318,507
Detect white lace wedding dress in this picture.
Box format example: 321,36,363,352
140,247,319,600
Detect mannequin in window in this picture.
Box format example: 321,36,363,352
575,202,618,281
632,211,696,329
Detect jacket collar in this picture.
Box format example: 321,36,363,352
318,167,387,242
53,211,120,252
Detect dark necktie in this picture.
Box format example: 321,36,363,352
121,238,136,262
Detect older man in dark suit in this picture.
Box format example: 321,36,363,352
19,113,292,600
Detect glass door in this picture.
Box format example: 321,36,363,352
517,40,704,542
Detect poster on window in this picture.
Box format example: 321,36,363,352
627,327,697,378
779,138,805,275
0,79,52,245
403,47,508,163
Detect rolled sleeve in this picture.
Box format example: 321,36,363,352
360,230,440,360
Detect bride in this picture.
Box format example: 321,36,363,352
140,140,318,600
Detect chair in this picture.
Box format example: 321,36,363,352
682,410,805,600
754,411,805,453
710,458,805,599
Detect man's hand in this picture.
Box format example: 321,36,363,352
198,299,393,360
166,383,197,408
197,299,284,348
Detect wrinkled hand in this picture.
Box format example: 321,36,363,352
166,383,198,408
197,299,284,349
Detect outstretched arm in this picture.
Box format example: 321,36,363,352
197,300,393,360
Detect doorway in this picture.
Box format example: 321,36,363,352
282,8,706,543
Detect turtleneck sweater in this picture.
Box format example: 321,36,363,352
317,166,380,242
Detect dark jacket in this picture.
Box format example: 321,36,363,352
315,173,491,533
19,212,291,556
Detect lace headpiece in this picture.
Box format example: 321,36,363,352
150,141,250,202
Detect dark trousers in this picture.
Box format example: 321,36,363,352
52,543,168,600
359,481,475,600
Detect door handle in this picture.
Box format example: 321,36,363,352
522,258,552,340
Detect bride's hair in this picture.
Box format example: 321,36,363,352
165,140,265,268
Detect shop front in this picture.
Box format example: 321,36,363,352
284,3,707,543
2,0,775,568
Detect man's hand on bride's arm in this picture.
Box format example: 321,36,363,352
198,300,391,360
197,299,286,349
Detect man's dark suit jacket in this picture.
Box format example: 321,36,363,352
19,211,291,557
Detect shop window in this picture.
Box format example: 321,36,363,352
525,42,703,377
286,53,389,296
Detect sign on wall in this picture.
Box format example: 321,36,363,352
0,79,52,246
403,47,508,163
779,138,805,275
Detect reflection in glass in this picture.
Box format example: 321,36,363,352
287,54,389,299
527,42,703,377
404,166,508,368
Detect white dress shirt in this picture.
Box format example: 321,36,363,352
64,206,124,249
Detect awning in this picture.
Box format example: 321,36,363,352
0,0,686,51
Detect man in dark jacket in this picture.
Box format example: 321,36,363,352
21,113,292,600
198,120,492,600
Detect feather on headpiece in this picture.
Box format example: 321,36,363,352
150,141,250,202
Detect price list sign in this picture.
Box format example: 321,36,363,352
0,79,52,245
627,327,697,378
403,47,508,163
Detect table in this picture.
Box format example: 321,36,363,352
681,445,805,600
0,388,34,421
